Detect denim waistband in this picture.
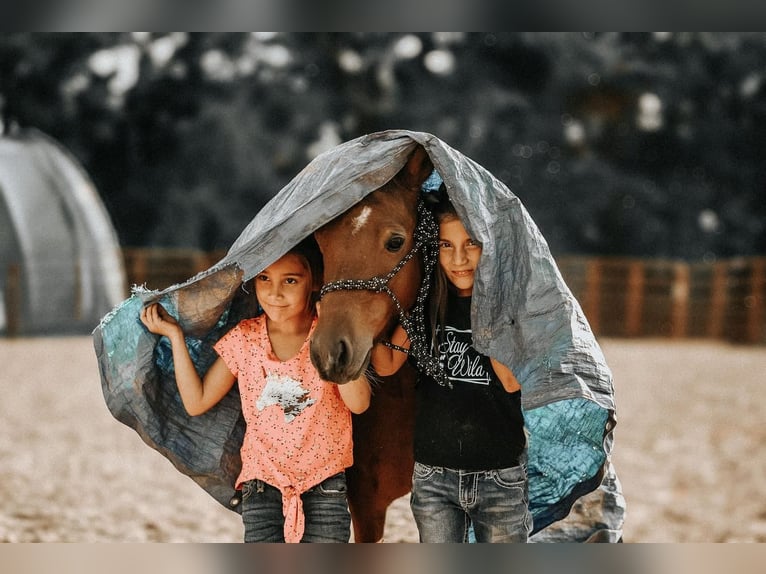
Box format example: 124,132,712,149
417,451,527,475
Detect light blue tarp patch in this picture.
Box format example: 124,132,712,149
526,399,609,528
95,269,251,504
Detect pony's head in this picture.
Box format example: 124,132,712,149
310,146,433,383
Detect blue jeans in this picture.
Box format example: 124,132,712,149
410,457,532,543
240,472,351,543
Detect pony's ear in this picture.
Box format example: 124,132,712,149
396,146,433,191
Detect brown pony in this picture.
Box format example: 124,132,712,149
310,146,433,542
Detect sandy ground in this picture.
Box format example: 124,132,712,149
1,336,765,543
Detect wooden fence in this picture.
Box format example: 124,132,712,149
557,256,765,343
122,248,227,293
120,249,766,345
4,248,762,343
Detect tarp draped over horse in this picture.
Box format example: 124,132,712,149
94,130,624,540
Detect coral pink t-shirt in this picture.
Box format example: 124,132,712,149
214,315,353,543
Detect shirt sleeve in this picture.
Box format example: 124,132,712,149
214,322,243,378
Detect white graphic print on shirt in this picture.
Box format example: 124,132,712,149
437,327,491,386
256,371,317,422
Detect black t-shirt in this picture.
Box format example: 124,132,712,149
414,290,526,470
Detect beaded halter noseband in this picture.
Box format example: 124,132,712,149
319,198,451,387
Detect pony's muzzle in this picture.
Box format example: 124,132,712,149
310,334,369,384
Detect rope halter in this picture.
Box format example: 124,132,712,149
319,199,451,387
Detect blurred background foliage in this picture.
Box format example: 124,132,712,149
1,32,764,260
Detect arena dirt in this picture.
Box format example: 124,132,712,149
1,336,764,542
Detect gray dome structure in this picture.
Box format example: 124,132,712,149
0,129,126,335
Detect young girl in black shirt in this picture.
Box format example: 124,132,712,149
371,195,531,543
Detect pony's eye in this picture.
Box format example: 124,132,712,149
385,235,405,252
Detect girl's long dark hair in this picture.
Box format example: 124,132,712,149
427,189,460,355
290,235,324,313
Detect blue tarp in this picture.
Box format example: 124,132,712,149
94,130,624,541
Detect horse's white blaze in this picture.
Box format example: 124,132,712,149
351,206,372,235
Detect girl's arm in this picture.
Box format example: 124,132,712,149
140,303,236,416
489,358,522,393
337,375,372,414
370,324,410,376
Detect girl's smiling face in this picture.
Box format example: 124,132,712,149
255,253,314,324
438,217,482,296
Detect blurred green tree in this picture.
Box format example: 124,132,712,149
1,33,763,258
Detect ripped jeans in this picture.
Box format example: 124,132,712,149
410,456,532,543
